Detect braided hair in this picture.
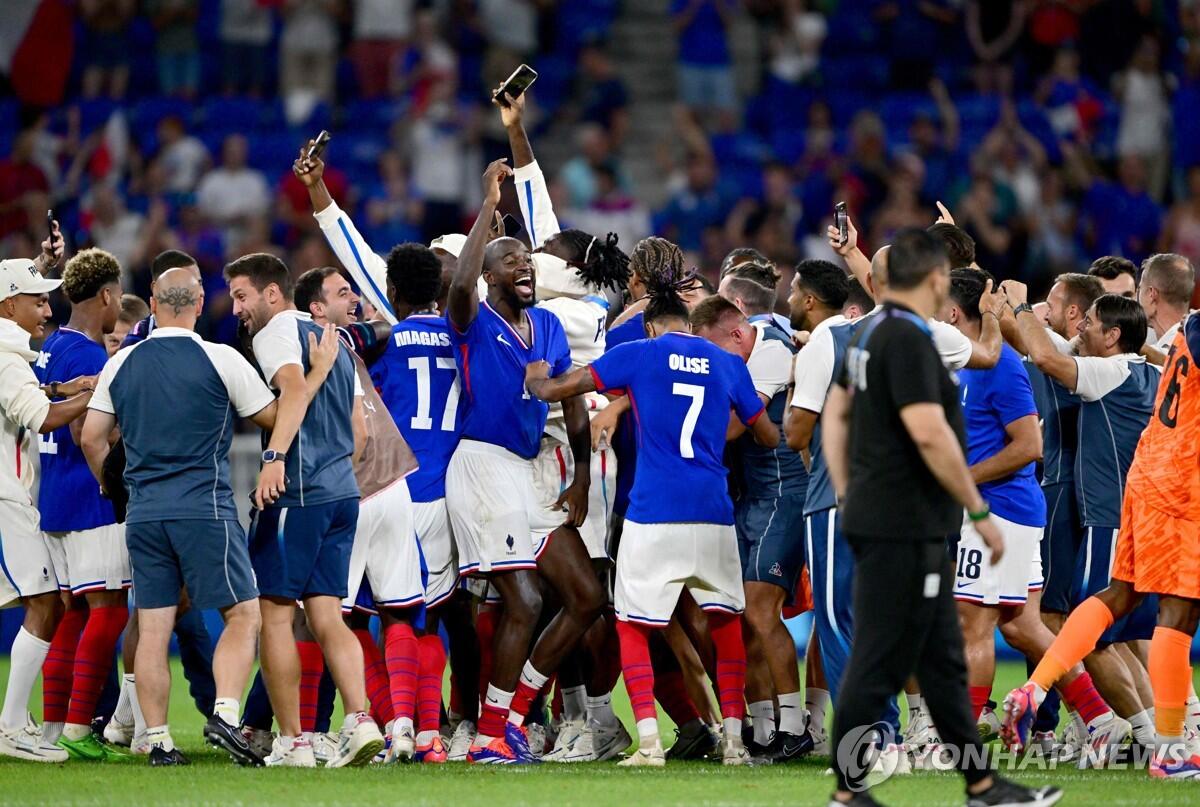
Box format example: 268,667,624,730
554,228,631,292
632,237,692,325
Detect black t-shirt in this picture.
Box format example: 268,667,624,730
837,302,966,540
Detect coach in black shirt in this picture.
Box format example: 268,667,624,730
822,229,1061,807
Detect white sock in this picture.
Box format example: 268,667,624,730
1071,709,1087,736
906,692,924,722
416,729,438,745
112,674,134,726
585,693,617,727
722,717,742,743
1030,682,1048,708
0,628,50,730
507,662,548,726
395,716,414,735
62,722,91,741
477,685,514,744
42,721,63,744
1187,690,1200,731
635,716,659,746
778,691,806,736
145,724,174,752
562,685,586,722
130,676,146,738
1129,709,1155,745
748,700,775,746
213,697,239,727
806,688,830,735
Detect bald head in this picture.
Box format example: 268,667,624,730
868,245,889,303
152,267,203,328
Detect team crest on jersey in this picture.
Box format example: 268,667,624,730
769,562,783,577
505,534,515,554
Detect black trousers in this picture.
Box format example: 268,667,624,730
832,537,989,793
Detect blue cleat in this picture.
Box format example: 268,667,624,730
1001,684,1038,754
505,722,541,764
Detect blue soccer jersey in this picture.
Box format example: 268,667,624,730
371,314,463,502
604,311,645,515
959,344,1046,528
589,332,765,525
35,328,116,531
449,302,571,460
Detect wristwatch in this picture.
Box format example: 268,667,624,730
1011,302,1033,317
261,449,287,464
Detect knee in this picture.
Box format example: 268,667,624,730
223,601,262,635
24,593,64,638
1156,598,1200,635
1097,582,1138,617
572,578,605,624
508,585,543,629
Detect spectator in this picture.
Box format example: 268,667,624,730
0,130,50,240
1080,155,1163,268
1036,46,1105,143
846,110,891,220
568,162,652,258
876,0,960,92
392,8,457,108
350,0,413,98
155,116,210,194
277,160,349,246
361,151,425,248
1025,169,1078,282
656,150,734,252
408,80,476,241
671,0,740,128
196,135,272,236
279,0,343,123
560,124,625,210
80,0,136,99
979,107,1048,216
479,0,539,90
1115,35,1171,202
1160,165,1200,272
966,0,1029,96
898,80,960,207
175,202,227,276
724,162,803,266
220,0,274,97
766,0,826,87
147,0,201,99
84,183,145,279
869,156,931,249
576,40,630,146
953,160,1022,279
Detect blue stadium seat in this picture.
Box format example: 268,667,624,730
202,97,281,135
957,94,1002,130
247,132,303,172
130,96,195,134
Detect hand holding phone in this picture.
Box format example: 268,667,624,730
835,201,848,246
492,64,538,108
306,130,332,162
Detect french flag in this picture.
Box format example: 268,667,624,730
0,0,74,108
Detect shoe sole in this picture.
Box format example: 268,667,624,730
336,737,385,768
0,746,69,763
206,728,264,767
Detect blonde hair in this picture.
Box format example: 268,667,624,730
63,248,121,304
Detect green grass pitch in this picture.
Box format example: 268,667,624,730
1,658,1197,806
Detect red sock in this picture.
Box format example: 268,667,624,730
1059,671,1109,725
297,640,325,733
476,687,512,739
969,686,991,722
476,606,498,708
384,623,418,729
417,635,446,735
66,605,128,726
616,620,657,723
510,665,549,723
708,612,747,722
43,607,85,723
352,628,394,727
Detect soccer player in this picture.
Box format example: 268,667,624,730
1003,304,1200,778
1001,281,1159,761
498,87,634,762
444,159,602,764
525,261,779,767
80,267,287,767
693,287,813,762
1088,256,1138,299
294,266,440,762
0,258,94,763
227,253,385,767
34,248,130,760
718,249,793,334
941,269,1122,744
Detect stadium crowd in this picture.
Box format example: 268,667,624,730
3,2,1200,806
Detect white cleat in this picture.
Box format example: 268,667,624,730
618,738,665,767
447,720,475,762
264,736,316,767
912,742,956,771
543,719,583,762
102,717,134,748
241,726,275,760
721,735,751,766
870,743,913,778
1078,715,1131,769
583,718,633,762
385,725,415,763
310,732,339,766
328,713,385,768
1053,721,1083,763
810,728,830,757
904,710,940,751
0,723,68,763
977,707,1002,743
526,723,548,760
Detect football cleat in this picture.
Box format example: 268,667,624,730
310,732,339,766
103,717,135,748
148,746,190,767
264,736,316,768
761,729,815,764
912,742,956,771
617,738,665,767
448,720,475,762
543,719,583,762
0,723,68,763
205,715,263,767
57,732,132,762
665,719,719,760
1149,748,1200,780
504,722,540,764
385,725,415,764
328,713,385,768
580,717,632,762
903,709,940,751
525,722,548,759
965,775,1062,807
468,736,519,764
1078,715,1131,769
1000,684,1038,753
977,706,1002,743
241,726,275,760
414,736,448,764
721,734,750,766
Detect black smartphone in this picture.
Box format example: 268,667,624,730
306,130,332,162
46,209,55,238
493,64,538,107
502,213,522,239
835,201,848,246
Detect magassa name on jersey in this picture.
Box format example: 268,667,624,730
669,353,711,375
393,329,451,348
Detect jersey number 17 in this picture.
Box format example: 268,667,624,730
409,357,460,431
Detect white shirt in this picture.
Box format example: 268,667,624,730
868,304,972,370
746,323,793,402
252,310,363,396
196,167,271,224
161,136,209,193
353,0,412,39
789,314,844,414
1073,353,1155,402
0,318,49,506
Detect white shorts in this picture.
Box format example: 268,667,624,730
414,498,457,607
446,440,539,575
530,436,616,561
954,513,1044,606
45,523,131,595
343,480,424,614
614,520,744,626
0,499,58,607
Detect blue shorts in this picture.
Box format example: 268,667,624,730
126,519,258,611
736,494,806,593
1041,482,1083,614
1073,524,1158,643
249,499,359,600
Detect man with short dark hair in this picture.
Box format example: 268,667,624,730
823,229,1058,807
121,250,202,348
928,221,977,269
1087,256,1137,299
1138,253,1195,350
843,277,873,320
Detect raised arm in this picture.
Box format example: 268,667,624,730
447,159,513,332
1002,280,1078,390
496,90,561,248
825,213,873,299
525,362,598,403
964,279,1004,369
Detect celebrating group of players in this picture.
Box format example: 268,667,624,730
1,87,1199,800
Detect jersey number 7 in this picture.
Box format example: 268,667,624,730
673,382,705,459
